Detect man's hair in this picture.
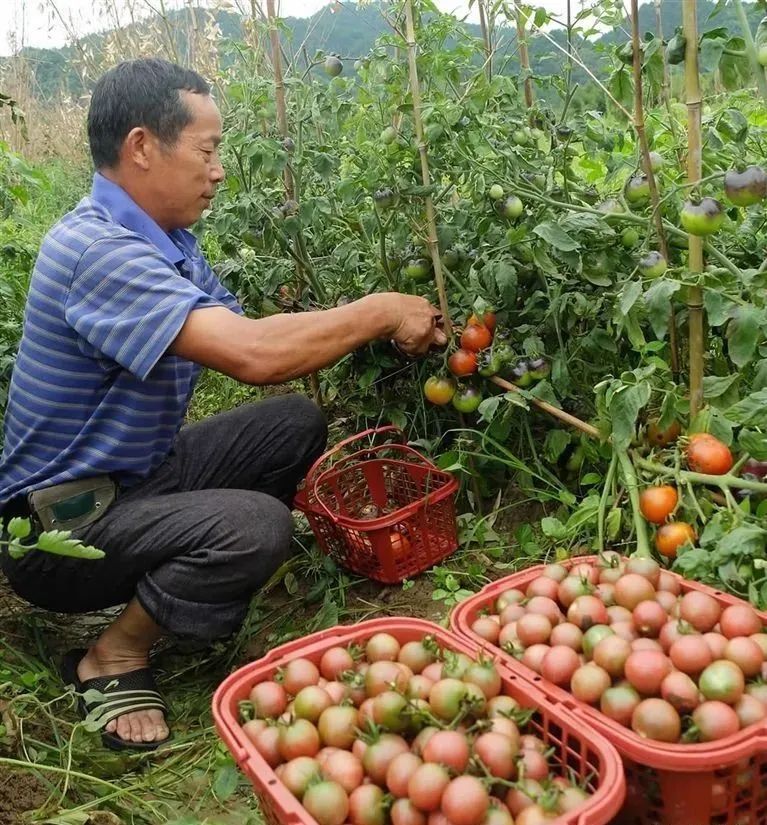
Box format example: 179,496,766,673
87,58,210,169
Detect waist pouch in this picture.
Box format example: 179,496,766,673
27,476,117,533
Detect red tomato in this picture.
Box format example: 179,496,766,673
632,600,668,638
655,522,696,559
540,645,581,686
625,650,672,695
349,785,386,825
669,635,713,676
720,605,763,639
319,647,355,681
391,799,427,825
693,701,740,742
282,658,320,695
686,433,734,475
631,698,681,742
680,592,721,632
250,680,288,719
724,637,764,678
279,718,321,761
661,671,700,714
448,348,478,376
441,776,489,825
516,614,552,646
473,732,518,779
600,684,641,727
467,311,496,331
386,752,423,797
303,781,349,825
460,323,493,352
422,730,470,773
614,574,656,610
408,763,450,812
593,635,631,678
639,486,678,524
567,595,609,630
570,663,611,704
324,750,364,793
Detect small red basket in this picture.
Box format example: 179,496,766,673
450,556,767,825
212,617,626,825
294,427,459,583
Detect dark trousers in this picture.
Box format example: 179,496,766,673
1,395,327,640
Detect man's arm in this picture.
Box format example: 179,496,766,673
168,292,445,385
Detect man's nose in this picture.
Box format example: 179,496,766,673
210,156,225,183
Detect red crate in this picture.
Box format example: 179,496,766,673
213,618,625,825
450,556,767,825
294,427,459,583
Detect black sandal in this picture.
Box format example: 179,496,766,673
61,648,172,752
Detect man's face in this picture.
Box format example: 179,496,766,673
146,91,224,230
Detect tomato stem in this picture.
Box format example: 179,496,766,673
632,453,767,493
597,451,619,554
617,449,652,558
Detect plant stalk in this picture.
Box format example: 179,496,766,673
616,449,652,558
732,0,767,103
683,0,705,416
630,0,679,377
477,0,492,79
633,454,767,493
403,0,452,334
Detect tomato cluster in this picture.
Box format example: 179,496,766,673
424,311,548,416
241,632,594,825
469,556,767,745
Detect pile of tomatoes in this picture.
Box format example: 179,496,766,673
469,555,767,745
637,433,736,559
423,311,549,414
240,632,596,825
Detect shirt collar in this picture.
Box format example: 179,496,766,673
91,172,186,266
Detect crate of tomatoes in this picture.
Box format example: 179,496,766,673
450,554,767,825
213,618,625,825
294,427,459,584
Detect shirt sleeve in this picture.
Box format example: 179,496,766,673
65,236,225,381
184,235,244,316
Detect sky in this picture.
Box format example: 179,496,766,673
0,0,580,57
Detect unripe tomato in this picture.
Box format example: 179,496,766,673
452,386,482,414
423,376,456,406
680,198,724,236
639,485,678,524
655,522,696,558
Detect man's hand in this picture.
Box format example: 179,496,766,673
385,294,449,356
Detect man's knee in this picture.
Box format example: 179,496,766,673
274,394,328,453
227,494,294,575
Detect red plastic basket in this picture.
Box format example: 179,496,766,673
213,618,626,825
450,556,767,825
294,427,459,583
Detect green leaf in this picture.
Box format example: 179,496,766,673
739,430,767,461
543,430,570,463
478,396,501,423
702,373,740,399
699,36,727,73
532,221,579,252
715,524,767,560
213,764,239,801
34,531,105,559
610,382,652,449
606,507,622,541
619,281,642,317
491,260,517,306
726,389,767,428
643,280,680,340
541,517,567,539
726,305,763,368
7,517,31,539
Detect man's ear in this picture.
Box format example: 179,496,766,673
122,126,151,171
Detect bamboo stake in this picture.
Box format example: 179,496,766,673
653,0,684,168
489,375,601,439
630,0,679,377
683,0,704,416
514,1,534,109
403,0,452,335
477,0,492,79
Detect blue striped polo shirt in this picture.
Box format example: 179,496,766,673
0,173,242,508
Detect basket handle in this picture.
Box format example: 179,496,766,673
312,441,442,524
304,426,406,490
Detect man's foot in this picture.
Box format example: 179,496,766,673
76,646,170,745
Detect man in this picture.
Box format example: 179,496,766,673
0,58,446,751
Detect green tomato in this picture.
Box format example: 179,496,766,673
680,198,724,236
380,126,397,145
324,56,343,77
509,360,533,388
621,228,640,248
403,258,432,282
648,151,664,173
374,188,398,210
452,386,482,413
724,166,767,207
441,248,461,269
597,198,624,221
527,356,550,381
625,173,650,205
488,184,505,201
497,195,523,220
512,129,530,147
638,251,668,279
